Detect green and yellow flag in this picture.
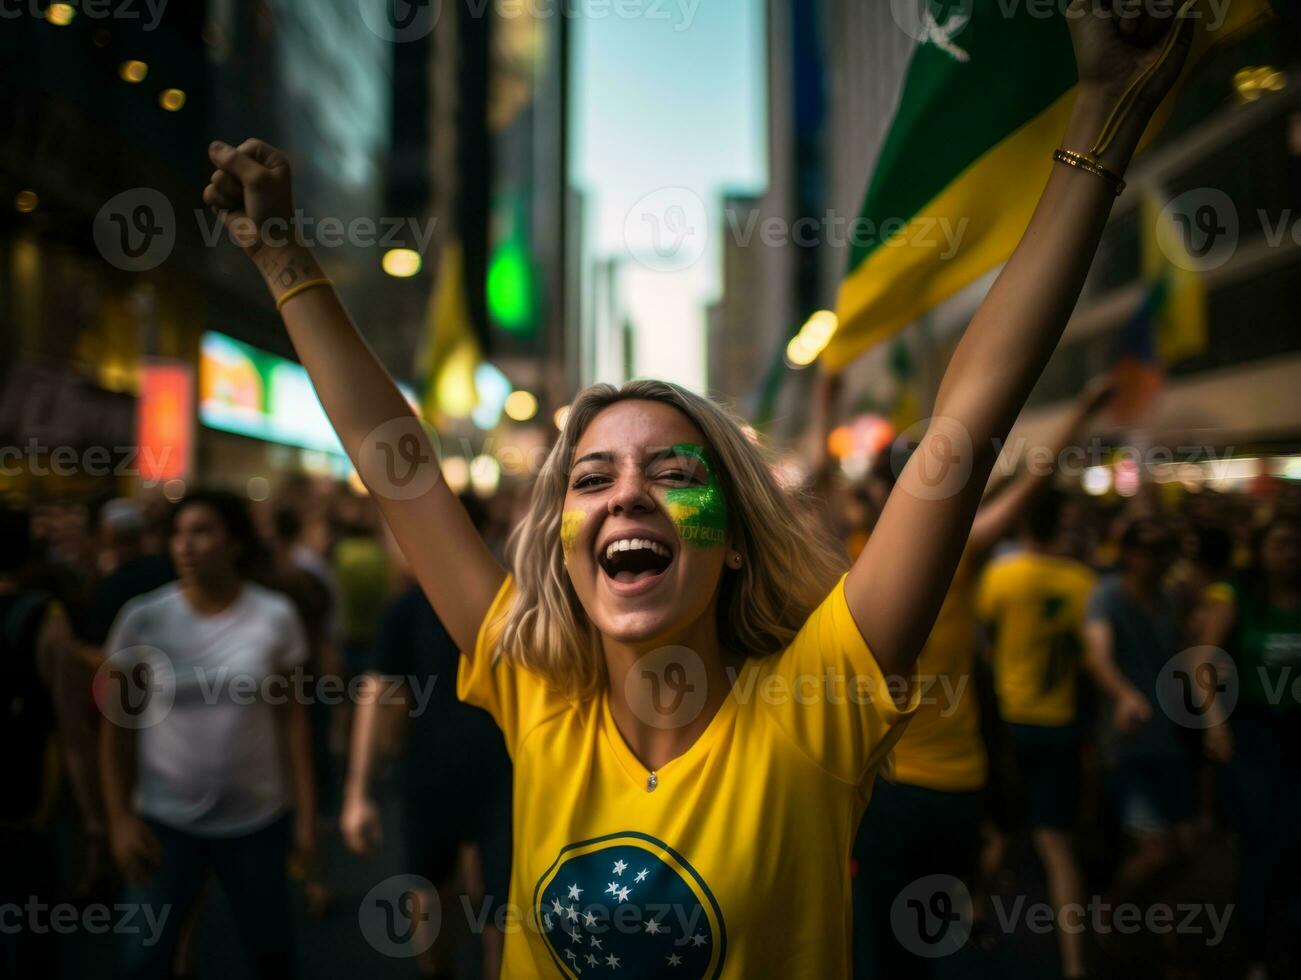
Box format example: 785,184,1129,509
417,240,481,421
823,0,1276,372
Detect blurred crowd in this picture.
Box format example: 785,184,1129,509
1,416,1299,980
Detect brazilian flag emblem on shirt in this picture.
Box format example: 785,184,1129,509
533,832,726,977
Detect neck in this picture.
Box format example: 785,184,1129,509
182,572,243,614
602,606,734,773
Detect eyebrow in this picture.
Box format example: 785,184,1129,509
571,447,701,467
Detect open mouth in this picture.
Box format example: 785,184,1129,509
597,536,673,585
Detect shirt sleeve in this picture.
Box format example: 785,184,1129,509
752,573,920,788
456,575,572,757
277,599,309,670
1085,579,1114,626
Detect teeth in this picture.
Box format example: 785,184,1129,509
603,538,671,561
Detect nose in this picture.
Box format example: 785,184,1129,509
607,467,654,517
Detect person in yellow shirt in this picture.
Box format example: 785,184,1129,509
849,380,1111,979
203,12,1193,970
977,493,1097,979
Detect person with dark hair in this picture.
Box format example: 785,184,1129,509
341,494,511,978
99,490,316,979
1083,520,1194,901
1199,517,1301,979
84,498,175,646
846,381,1111,978
976,490,1096,978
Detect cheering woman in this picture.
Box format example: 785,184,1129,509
203,5,1191,974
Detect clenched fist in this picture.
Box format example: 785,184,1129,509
203,138,297,256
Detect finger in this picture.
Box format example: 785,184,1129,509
211,169,243,201
203,183,241,213
237,137,287,171
208,140,269,186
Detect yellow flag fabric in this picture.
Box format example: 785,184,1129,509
418,241,481,420
824,0,1275,372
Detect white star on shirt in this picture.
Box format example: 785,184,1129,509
566,904,579,922
569,927,582,943
567,883,583,900
543,913,553,930
605,881,620,896
690,933,708,947
605,954,621,968
583,911,597,927
616,886,631,903
590,937,603,950
667,953,683,966
586,954,599,966
644,919,663,935
634,868,649,883
613,860,628,875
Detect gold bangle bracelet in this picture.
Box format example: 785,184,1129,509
275,277,334,312
1052,148,1126,197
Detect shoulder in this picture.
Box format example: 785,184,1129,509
243,583,300,622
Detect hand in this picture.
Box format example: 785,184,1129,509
340,793,384,858
1203,723,1234,763
108,814,161,886
1066,0,1196,112
203,139,297,257
1112,687,1153,735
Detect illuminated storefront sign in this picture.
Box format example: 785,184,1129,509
137,361,194,482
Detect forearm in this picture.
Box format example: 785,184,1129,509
252,241,504,647
282,698,316,819
934,89,1144,451
254,244,421,453
343,674,385,802
98,718,136,825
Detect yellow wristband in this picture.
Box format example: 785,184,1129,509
275,277,333,312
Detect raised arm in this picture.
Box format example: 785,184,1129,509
203,140,504,651
848,2,1193,676
968,377,1114,554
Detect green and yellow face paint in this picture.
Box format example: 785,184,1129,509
561,509,587,564
661,443,728,549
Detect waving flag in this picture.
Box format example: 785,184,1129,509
822,0,1277,372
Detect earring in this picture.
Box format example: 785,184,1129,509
729,553,743,568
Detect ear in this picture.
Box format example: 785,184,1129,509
726,550,744,570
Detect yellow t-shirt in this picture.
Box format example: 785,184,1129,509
889,553,988,792
976,551,1096,727
459,574,917,977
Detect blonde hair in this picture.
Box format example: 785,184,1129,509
495,380,847,699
